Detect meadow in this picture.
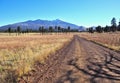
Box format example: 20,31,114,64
1,32,120,82
0,33,73,82
79,32,120,51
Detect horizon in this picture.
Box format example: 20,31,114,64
0,18,87,27
1,0,120,27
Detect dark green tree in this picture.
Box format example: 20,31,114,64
67,26,71,32
117,20,120,31
39,26,42,34
17,26,21,35
49,26,53,32
88,27,94,33
58,26,61,32
96,25,103,33
61,28,64,33
111,17,117,32
104,25,110,32
41,26,44,34
8,27,11,35
55,26,58,33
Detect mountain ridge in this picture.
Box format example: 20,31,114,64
0,19,85,31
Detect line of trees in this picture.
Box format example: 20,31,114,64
7,26,22,35
5,26,79,35
88,17,120,33
38,26,78,34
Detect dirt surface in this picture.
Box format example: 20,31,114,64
19,35,120,83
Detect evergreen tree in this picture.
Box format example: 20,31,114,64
111,17,117,32
58,26,61,32
41,26,44,34
67,26,71,32
39,26,42,34
117,20,120,31
96,26,103,33
17,26,21,35
49,26,53,32
55,26,58,32
104,25,110,32
8,27,11,35
88,27,94,33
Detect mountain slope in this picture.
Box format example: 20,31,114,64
0,19,85,31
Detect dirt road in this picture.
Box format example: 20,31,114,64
19,35,120,83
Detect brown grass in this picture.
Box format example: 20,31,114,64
0,33,73,82
79,32,120,51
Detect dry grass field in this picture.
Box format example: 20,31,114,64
18,34,120,83
1,32,120,83
0,33,73,82
79,32,120,51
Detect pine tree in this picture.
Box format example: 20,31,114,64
8,27,11,35
111,17,117,32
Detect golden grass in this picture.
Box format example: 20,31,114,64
79,32,120,51
0,33,73,82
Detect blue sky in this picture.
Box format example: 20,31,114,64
0,0,120,27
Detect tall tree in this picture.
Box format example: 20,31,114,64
111,17,117,32
41,26,44,35
58,26,61,32
49,26,53,32
55,26,58,32
104,25,110,32
17,26,21,35
8,27,11,35
54,26,57,30
88,27,94,33
39,26,42,34
96,25,103,33
111,17,117,26
118,20,120,31
67,26,71,32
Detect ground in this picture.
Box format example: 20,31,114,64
19,35,120,83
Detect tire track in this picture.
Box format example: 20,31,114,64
19,35,76,83
19,35,120,83
70,35,120,83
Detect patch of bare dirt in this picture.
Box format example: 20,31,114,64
19,35,120,83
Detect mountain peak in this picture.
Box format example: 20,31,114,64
55,19,61,21
0,19,85,31
53,19,63,22
34,19,42,21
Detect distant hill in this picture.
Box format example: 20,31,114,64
0,19,85,31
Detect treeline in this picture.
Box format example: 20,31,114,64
3,26,79,35
87,17,120,33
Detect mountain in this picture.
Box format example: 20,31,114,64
0,19,85,31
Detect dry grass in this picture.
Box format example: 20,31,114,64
79,32,120,51
0,33,73,82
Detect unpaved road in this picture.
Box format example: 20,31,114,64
19,35,120,83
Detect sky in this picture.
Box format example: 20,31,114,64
0,0,120,27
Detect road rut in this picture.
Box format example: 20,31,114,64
19,35,120,83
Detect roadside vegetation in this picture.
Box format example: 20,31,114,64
79,32,120,51
80,17,120,51
87,17,120,33
0,33,73,83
